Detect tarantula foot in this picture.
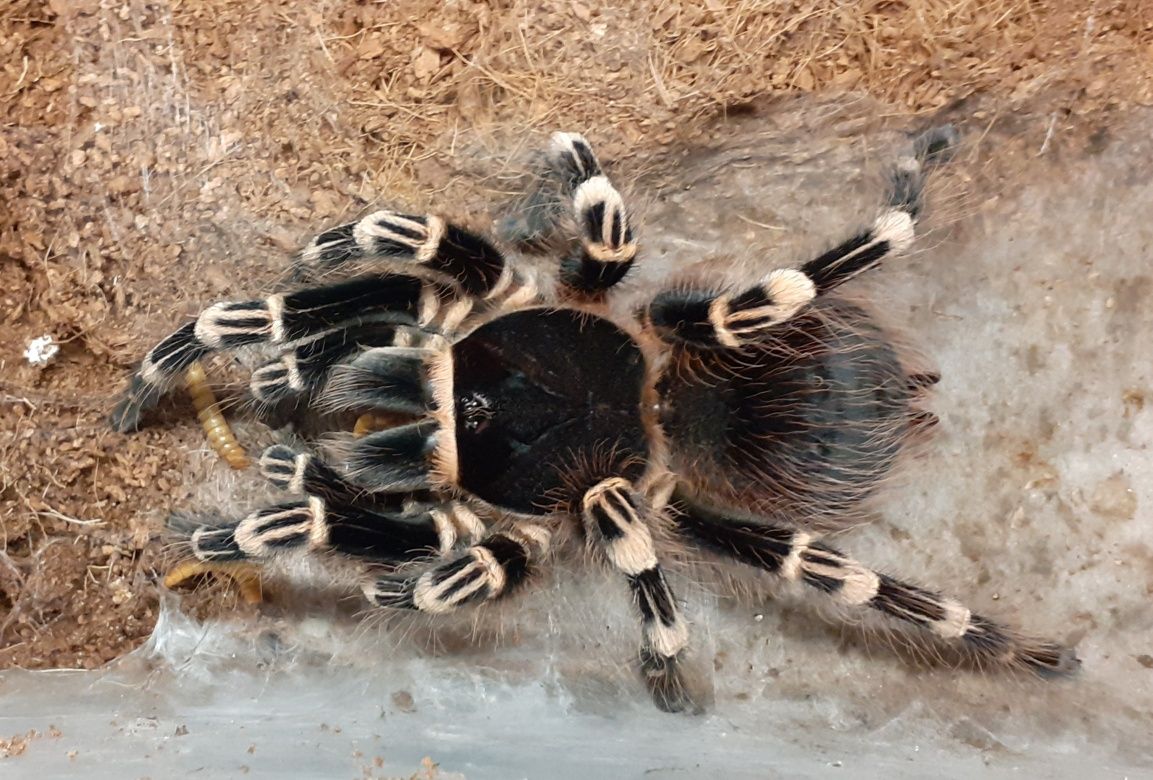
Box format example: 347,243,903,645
912,124,960,168
639,649,703,715
108,376,155,433
258,444,304,490
1023,641,1082,679
163,559,264,604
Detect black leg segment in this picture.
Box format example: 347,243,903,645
548,133,639,295
674,501,1079,677
110,273,439,433
361,523,550,613
298,210,508,297
581,477,699,713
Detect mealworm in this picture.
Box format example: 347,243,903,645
185,361,250,469
353,411,408,438
164,559,264,604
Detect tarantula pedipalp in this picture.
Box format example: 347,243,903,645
110,129,1079,713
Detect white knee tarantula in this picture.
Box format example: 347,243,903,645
111,128,1078,712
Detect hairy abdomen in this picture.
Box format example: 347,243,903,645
658,298,923,531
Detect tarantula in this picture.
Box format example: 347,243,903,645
110,129,1078,712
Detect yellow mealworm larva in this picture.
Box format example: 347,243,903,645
164,559,264,604
185,362,250,469
353,411,407,438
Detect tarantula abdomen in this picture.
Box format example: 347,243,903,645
660,298,924,528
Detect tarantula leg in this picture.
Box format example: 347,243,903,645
796,209,916,296
313,499,486,561
109,322,204,432
548,133,638,294
261,438,486,560
333,419,441,491
581,477,699,714
549,131,603,186
257,443,437,513
110,274,450,433
248,322,405,409
648,126,959,349
361,522,550,613
800,125,956,294
647,269,817,349
182,491,485,569
319,346,439,417
675,503,1080,678
297,211,508,297
259,444,348,497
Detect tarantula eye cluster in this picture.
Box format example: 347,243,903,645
111,127,1077,713
459,391,494,432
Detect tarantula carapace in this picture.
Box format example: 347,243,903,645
110,129,1078,712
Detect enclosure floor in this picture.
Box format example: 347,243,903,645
3,2,1152,777
2,104,1151,777
1,0,1147,675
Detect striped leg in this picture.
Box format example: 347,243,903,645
582,477,697,713
248,322,406,411
647,269,818,349
648,125,957,349
257,444,430,510
110,274,447,432
549,132,638,294
189,499,427,564
297,211,508,298
675,503,1079,677
361,522,551,614
186,488,487,567
167,487,482,602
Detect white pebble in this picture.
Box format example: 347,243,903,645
24,334,60,366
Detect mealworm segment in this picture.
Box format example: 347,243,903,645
163,558,264,604
185,361,250,470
